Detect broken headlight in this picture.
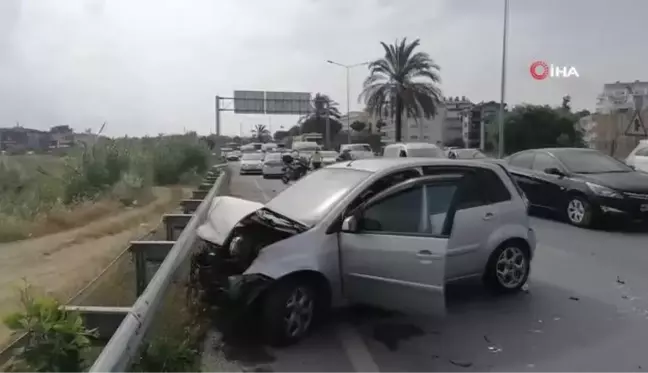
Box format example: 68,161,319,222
229,236,244,256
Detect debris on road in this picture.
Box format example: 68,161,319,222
617,276,626,285
483,335,503,353
449,359,473,368
569,296,580,301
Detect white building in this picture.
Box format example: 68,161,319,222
339,111,370,131
596,80,648,114
379,96,472,145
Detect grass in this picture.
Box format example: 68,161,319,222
0,134,213,243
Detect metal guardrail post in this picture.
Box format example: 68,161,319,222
90,164,228,372
163,214,192,241
191,190,208,200
180,199,202,214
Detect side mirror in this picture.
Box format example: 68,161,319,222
341,216,358,232
544,167,565,177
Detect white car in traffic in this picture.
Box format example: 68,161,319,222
626,140,648,173
262,152,285,178
239,152,265,175
339,143,374,159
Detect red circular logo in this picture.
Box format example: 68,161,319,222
530,60,549,80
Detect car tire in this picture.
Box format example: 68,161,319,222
483,242,530,294
566,195,595,228
262,174,268,179
262,279,318,347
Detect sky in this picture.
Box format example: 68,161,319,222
0,0,645,137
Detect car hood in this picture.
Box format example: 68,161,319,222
241,160,262,164
576,171,648,193
197,196,264,246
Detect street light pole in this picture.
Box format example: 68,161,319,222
327,60,370,145
498,0,509,158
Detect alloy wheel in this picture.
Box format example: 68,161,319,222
283,287,314,338
567,198,586,224
495,246,528,289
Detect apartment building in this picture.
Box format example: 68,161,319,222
595,80,648,114
379,96,473,145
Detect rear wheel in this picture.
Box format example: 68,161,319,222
262,279,317,346
484,243,530,294
566,195,595,227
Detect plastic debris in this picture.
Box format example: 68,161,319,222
528,329,543,334
617,276,626,285
569,296,580,301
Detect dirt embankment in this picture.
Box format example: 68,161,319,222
0,186,189,346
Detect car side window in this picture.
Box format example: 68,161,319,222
509,152,535,169
455,172,489,210
360,186,423,234
532,153,561,172
477,169,511,203
346,169,422,214
399,150,407,157
425,183,459,236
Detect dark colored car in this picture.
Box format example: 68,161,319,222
504,148,648,227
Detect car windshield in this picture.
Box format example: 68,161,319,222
241,153,264,161
556,150,633,174
320,151,338,157
265,168,372,226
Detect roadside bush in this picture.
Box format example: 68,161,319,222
3,286,98,372
152,136,210,186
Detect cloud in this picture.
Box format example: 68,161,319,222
0,0,644,136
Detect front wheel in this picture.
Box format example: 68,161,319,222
566,195,595,227
484,243,530,294
281,173,290,184
262,280,317,346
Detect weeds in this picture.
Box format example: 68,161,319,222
2,286,98,372
0,134,211,242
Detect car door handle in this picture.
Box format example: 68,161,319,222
417,250,433,256
483,212,495,220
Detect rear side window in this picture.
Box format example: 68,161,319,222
477,169,511,203
636,147,648,156
508,152,535,168
455,173,489,210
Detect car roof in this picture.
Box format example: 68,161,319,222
327,157,499,173
385,142,441,150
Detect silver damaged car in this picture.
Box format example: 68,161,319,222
196,158,536,346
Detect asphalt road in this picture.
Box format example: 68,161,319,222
212,163,648,372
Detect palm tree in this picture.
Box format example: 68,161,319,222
251,124,270,142
359,38,443,142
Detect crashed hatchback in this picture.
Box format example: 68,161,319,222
196,158,536,346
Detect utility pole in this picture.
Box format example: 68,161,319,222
497,0,509,158
215,95,221,136
327,60,370,145
325,100,331,150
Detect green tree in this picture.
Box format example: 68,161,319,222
299,93,343,136
360,38,443,142
251,124,270,142
288,125,301,136
502,105,584,154
273,130,290,142
350,121,366,132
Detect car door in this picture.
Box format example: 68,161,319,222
634,147,648,173
443,168,509,280
507,151,541,205
529,152,569,209
339,175,462,316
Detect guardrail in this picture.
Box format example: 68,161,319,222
88,163,230,372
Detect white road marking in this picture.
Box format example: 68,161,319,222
336,324,380,372
251,173,378,372
253,177,270,202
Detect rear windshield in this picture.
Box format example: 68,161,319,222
320,151,338,157
264,153,281,161
345,144,372,152
241,153,264,160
